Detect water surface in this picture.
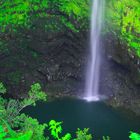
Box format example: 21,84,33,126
23,98,140,140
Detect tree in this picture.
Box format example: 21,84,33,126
105,0,140,56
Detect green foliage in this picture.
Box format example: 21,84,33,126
75,128,92,140
49,120,62,139
19,114,48,140
0,0,89,32
22,83,47,107
0,125,7,139
0,122,32,140
57,0,89,31
49,120,71,140
1,118,140,140
106,0,140,56
59,0,88,17
0,82,48,140
48,120,111,140
0,82,7,116
0,83,6,94
0,0,48,32
129,131,140,140
0,82,47,130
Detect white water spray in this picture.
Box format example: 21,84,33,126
84,0,104,102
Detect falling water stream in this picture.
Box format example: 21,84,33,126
22,1,140,139
84,0,104,101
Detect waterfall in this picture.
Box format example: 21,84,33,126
84,0,104,102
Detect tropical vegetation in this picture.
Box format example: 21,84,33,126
0,0,140,140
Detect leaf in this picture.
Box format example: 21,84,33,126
62,133,71,140
129,131,140,140
49,120,56,126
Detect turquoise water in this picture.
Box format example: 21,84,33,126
23,98,140,140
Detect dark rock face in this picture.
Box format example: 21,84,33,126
101,33,140,115
0,29,88,98
103,33,140,85
33,31,88,95
0,25,140,115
